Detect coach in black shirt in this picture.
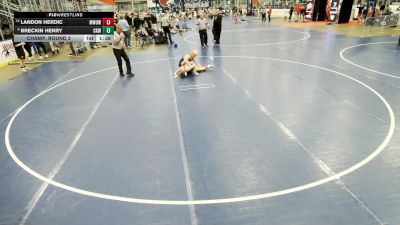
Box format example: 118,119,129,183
126,13,133,31
212,9,223,45
133,14,141,33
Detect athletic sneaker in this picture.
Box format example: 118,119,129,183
25,66,32,70
127,72,135,77
119,73,125,77
39,56,44,59
193,71,200,76
45,54,49,58
28,57,32,61
21,67,28,72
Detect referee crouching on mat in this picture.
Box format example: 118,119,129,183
113,24,134,77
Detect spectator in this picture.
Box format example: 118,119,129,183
35,42,49,59
295,4,301,21
268,6,272,22
362,6,368,23
133,13,141,34
126,13,133,34
300,4,306,22
289,5,294,21
197,13,209,48
150,13,157,24
357,4,364,23
139,11,146,27
261,8,266,22
23,42,33,61
11,34,29,72
161,13,173,44
118,15,131,48
212,9,222,45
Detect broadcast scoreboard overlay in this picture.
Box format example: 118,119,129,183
13,12,115,42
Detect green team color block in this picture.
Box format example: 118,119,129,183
103,26,114,34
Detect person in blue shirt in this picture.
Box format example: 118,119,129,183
118,14,132,48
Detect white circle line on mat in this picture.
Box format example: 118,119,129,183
5,56,395,205
340,41,399,79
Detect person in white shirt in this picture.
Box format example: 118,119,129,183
197,13,209,48
113,24,134,77
161,13,173,44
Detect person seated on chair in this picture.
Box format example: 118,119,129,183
144,22,154,37
179,15,190,30
173,50,213,78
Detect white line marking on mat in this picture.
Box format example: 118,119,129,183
340,41,399,79
180,84,215,91
4,57,395,205
380,48,400,54
291,73,388,124
222,67,386,225
169,69,198,225
0,67,77,125
19,74,118,225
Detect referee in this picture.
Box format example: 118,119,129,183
113,24,134,77
161,13,173,44
197,13,208,48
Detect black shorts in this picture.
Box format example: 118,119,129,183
15,48,25,59
178,58,183,67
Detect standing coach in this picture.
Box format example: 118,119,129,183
113,24,134,77
212,9,223,45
